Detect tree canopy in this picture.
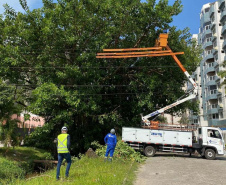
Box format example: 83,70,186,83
0,0,201,154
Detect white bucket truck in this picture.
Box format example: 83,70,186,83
122,126,225,160
97,33,226,159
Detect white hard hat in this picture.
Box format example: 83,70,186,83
110,129,115,134
61,126,68,131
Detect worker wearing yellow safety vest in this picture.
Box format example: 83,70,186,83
56,126,71,180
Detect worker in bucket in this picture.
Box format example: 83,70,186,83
56,126,71,180
104,128,117,162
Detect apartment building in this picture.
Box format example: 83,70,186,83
190,0,226,127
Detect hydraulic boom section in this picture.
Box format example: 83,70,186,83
96,33,198,126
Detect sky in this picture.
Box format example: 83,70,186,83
0,0,215,35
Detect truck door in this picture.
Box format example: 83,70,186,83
206,128,224,155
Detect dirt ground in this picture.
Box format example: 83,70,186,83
134,153,226,185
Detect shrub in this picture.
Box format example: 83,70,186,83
91,140,146,163
0,157,25,183
24,123,55,151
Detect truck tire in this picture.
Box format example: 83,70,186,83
204,149,216,160
144,146,156,157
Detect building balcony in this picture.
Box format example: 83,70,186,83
220,10,226,23
218,103,223,109
210,5,215,17
223,40,226,49
206,79,217,86
205,66,215,74
219,0,225,10
212,33,217,42
206,92,218,101
207,108,218,115
202,29,212,40
222,25,226,35
214,62,219,68
204,41,213,49
188,115,198,120
211,22,216,30
218,119,226,126
209,119,220,126
201,14,211,24
215,75,221,82
212,47,218,55
204,53,214,61
217,88,222,95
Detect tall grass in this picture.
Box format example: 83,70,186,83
0,157,26,184
0,147,52,184
12,156,138,185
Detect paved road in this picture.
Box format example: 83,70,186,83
134,153,226,185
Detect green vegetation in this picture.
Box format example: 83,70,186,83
0,147,53,162
0,157,25,184
0,147,52,184
11,156,139,185
0,141,144,184
92,140,146,163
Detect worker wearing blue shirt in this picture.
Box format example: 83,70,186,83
104,129,117,162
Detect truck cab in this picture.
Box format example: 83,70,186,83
196,127,225,159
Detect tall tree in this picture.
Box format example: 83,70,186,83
0,0,200,154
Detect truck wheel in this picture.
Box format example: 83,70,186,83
204,149,216,160
144,146,156,157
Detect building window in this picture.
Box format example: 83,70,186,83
206,37,212,42
206,25,210,30
212,113,219,119
209,89,217,95
220,112,223,118
220,4,225,12
218,96,222,103
211,15,215,23
206,50,212,55
205,8,210,13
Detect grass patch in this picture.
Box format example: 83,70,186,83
12,156,139,185
0,147,52,162
0,157,26,184
0,147,52,184
0,142,144,184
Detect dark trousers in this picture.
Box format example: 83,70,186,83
105,145,115,157
56,153,71,179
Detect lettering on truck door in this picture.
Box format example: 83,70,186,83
207,129,224,155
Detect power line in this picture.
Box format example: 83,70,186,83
0,66,199,69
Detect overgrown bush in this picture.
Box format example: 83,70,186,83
24,123,55,151
0,157,25,183
91,140,146,163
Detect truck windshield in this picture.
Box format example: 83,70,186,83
207,129,222,139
